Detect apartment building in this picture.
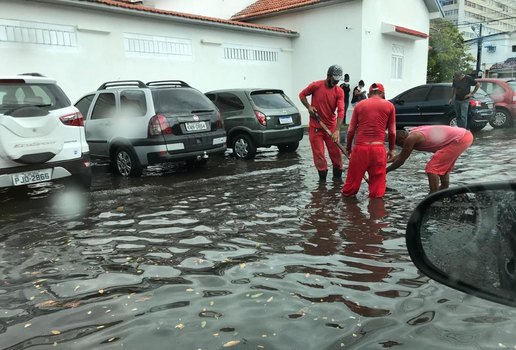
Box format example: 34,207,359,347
439,0,516,39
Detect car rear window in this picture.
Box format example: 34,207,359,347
0,83,70,112
250,91,294,109
507,81,516,92
152,89,215,114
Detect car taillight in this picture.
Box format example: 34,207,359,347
148,114,172,136
216,111,224,129
513,94,516,102
469,100,481,107
255,111,267,126
60,112,84,126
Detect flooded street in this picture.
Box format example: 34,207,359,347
1,127,515,350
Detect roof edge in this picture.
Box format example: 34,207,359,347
24,0,299,37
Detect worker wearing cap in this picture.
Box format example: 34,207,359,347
342,83,396,198
299,65,345,182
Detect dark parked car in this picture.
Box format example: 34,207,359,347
205,88,303,159
391,83,495,132
476,78,516,128
75,80,226,177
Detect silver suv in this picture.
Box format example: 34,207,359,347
75,80,227,177
0,74,91,189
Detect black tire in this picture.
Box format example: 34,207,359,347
489,109,512,129
277,141,299,153
232,134,256,159
469,122,487,132
113,146,142,177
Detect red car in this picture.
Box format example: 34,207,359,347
476,78,516,128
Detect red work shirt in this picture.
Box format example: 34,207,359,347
299,80,345,130
346,96,396,152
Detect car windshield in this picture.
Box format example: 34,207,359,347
0,83,70,112
250,91,294,109
151,89,215,114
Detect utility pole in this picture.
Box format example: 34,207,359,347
476,23,483,77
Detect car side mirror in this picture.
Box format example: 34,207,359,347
406,182,516,307
395,99,404,106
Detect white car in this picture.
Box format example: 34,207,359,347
0,74,91,189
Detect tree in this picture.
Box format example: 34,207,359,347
427,19,475,83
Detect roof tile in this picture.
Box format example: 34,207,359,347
231,0,322,21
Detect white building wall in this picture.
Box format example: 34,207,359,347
361,0,430,98
249,1,364,124
148,0,255,20
467,32,516,74
0,0,294,103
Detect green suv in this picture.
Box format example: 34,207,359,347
205,89,303,159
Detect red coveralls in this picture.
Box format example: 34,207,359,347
342,96,396,198
299,80,345,172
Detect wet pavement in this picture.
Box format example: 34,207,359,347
0,126,515,349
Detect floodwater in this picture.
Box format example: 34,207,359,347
0,127,515,350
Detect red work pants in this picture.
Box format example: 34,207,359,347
308,127,343,171
342,144,387,198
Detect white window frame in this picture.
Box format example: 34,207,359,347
391,45,404,80
124,33,192,59
0,19,77,47
223,44,279,63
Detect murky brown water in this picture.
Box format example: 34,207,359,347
0,127,515,349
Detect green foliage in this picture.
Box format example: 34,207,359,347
427,19,475,83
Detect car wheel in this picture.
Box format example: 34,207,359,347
232,134,256,159
489,109,511,129
113,146,142,177
277,141,299,153
448,116,458,127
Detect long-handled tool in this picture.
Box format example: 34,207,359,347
311,111,369,184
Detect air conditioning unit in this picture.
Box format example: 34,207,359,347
485,45,496,53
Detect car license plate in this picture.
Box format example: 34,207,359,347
185,121,207,131
12,169,52,186
279,116,293,124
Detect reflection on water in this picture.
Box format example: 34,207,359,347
0,128,515,349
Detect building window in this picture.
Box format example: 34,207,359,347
391,45,404,80
440,0,457,6
512,45,516,52
0,19,76,47
124,33,192,58
223,45,278,62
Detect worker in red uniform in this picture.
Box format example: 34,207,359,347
386,125,473,193
342,83,396,198
299,65,345,182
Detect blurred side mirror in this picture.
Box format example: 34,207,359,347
406,182,516,307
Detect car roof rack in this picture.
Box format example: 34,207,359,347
98,80,147,90
146,80,190,88
19,73,46,77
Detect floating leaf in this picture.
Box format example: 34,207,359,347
201,321,207,328
239,263,246,269
175,323,185,329
24,323,31,328
251,293,263,299
51,330,61,335
36,300,60,308
116,206,124,212
74,285,80,292
223,340,240,347
98,289,104,294
266,297,273,303
186,288,194,292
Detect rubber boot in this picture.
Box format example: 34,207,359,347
332,167,343,182
318,170,328,182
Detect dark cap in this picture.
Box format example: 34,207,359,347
327,65,343,81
